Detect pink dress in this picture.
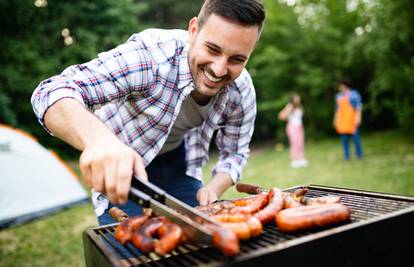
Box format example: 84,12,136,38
286,108,305,161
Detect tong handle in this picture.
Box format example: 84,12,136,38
131,176,166,203
128,187,151,208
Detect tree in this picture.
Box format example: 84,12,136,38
0,0,147,156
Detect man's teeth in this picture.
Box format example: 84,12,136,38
204,70,222,83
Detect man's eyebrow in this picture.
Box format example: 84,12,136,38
205,42,248,60
205,41,221,51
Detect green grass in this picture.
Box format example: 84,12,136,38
215,130,414,200
1,130,413,267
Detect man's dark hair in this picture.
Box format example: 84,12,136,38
338,77,352,88
197,0,265,32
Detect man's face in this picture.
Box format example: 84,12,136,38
187,14,259,103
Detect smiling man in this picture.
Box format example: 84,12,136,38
31,0,265,225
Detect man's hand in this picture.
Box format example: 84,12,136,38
196,172,233,205
197,187,218,206
80,136,147,205
43,98,147,205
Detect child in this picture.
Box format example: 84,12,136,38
278,92,308,168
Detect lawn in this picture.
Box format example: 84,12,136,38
1,130,413,267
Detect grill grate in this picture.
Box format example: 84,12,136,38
84,185,414,267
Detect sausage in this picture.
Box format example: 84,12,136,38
211,213,263,239
131,217,168,253
114,215,149,245
211,213,247,223
275,203,351,232
109,207,129,222
301,195,341,205
154,223,183,256
221,222,251,240
283,192,304,209
235,183,266,194
231,195,261,206
253,188,284,224
230,192,268,214
205,224,239,257
245,216,263,237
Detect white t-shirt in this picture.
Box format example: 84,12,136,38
287,108,303,127
159,94,214,154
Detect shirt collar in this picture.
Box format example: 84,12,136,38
177,42,193,89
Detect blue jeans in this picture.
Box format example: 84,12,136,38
340,129,363,160
98,142,202,225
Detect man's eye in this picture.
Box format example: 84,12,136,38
207,46,219,53
232,58,245,63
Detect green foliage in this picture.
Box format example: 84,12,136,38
1,0,413,157
0,0,147,155
248,0,414,141
358,0,414,132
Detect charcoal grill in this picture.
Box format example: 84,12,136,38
83,185,414,267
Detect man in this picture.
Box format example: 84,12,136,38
333,78,364,160
31,0,265,225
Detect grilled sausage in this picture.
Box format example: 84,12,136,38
253,188,284,224
301,195,341,205
230,192,269,214
211,213,263,239
283,192,304,209
205,224,239,257
114,215,149,245
245,216,263,237
235,183,266,194
154,223,183,256
109,207,129,222
275,203,351,232
131,217,168,253
220,222,251,240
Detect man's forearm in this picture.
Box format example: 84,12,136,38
44,98,116,151
205,172,234,198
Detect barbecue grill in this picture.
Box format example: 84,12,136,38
83,185,414,267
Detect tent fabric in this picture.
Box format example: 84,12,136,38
0,124,89,228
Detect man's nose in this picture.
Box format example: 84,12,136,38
211,56,228,78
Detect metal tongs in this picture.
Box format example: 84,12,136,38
128,176,219,244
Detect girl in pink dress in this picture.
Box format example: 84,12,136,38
278,93,308,168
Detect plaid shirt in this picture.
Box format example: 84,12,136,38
32,28,256,184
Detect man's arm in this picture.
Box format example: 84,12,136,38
44,98,148,204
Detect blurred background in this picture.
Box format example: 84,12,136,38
0,0,413,266
1,0,413,155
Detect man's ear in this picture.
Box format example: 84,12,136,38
188,17,198,43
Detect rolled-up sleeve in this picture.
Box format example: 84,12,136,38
212,73,256,183
31,36,154,133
